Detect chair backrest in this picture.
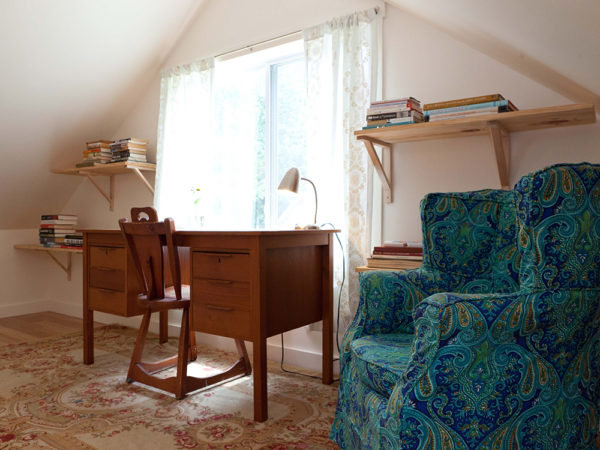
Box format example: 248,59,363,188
515,162,600,291
119,207,182,300
420,189,520,293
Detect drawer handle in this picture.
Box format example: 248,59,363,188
96,267,118,272
206,304,234,312
95,287,119,293
207,279,233,285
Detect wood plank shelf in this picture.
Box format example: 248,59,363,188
355,104,596,202
52,161,156,211
14,244,82,281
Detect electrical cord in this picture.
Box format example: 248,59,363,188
279,223,344,382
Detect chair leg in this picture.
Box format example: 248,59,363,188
235,339,252,376
189,329,197,362
175,308,190,399
127,310,152,383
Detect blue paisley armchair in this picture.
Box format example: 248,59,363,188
331,163,600,449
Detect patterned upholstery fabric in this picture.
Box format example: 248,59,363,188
331,163,600,449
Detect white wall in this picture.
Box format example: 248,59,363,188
46,0,599,370
0,229,56,317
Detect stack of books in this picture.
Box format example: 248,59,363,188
110,138,148,163
423,94,518,122
363,97,424,129
76,140,112,168
39,214,82,248
366,241,423,270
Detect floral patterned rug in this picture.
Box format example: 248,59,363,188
0,325,339,449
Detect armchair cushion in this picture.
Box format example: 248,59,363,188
351,332,413,397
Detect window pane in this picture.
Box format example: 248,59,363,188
273,58,309,227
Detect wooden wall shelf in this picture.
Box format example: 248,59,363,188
14,244,82,280
355,104,596,202
52,161,156,211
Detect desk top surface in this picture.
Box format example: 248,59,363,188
81,229,340,236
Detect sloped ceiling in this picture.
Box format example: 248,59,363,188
0,0,204,229
386,0,600,104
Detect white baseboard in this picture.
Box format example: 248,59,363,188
0,301,49,318
45,300,340,375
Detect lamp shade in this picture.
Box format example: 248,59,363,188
277,167,300,193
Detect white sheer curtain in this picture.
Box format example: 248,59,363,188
303,8,381,330
155,58,215,229
155,57,261,230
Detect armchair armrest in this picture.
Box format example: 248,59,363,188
340,268,443,369
385,289,600,449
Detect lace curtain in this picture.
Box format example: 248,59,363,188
155,58,215,229
303,8,381,330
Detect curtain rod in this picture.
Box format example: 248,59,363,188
213,5,382,62
214,30,303,62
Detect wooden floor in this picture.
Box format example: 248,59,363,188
0,311,100,345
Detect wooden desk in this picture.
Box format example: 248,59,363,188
82,229,336,422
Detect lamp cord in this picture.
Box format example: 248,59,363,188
279,222,344,382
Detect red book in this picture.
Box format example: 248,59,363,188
373,246,422,254
373,251,423,257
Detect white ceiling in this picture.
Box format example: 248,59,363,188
387,0,600,96
0,0,202,228
0,0,598,229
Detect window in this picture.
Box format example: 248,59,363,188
197,40,309,230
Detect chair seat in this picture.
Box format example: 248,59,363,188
137,285,191,311
350,332,414,398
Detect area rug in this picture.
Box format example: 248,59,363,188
0,325,338,449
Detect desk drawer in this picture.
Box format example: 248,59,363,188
192,303,251,340
192,279,250,308
89,267,125,292
192,252,250,282
88,287,127,315
90,246,126,270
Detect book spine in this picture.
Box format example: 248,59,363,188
424,94,504,111
428,109,507,121
427,106,506,119
362,119,419,130
424,100,508,116
367,104,419,115
367,110,423,121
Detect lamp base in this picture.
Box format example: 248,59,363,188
294,224,320,230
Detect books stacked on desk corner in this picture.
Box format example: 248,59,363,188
363,97,424,130
424,94,518,122
366,241,423,270
110,138,148,163
76,140,112,167
39,214,82,249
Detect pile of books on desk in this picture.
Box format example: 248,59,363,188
366,241,423,270
76,140,113,167
110,138,148,163
423,93,518,122
363,97,424,129
39,214,82,248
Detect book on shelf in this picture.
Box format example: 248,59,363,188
41,214,77,220
40,219,77,225
365,257,422,270
424,99,516,116
427,108,509,122
367,110,423,121
60,244,83,249
382,240,422,247
366,103,421,116
371,97,421,107
367,115,424,126
362,118,421,130
373,246,422,255
369,253,423,260
86,140,112,148
424,94,506,111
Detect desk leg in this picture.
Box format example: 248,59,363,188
159,311,168,343
83,307,94,364
253,338,268,422
322,235,334,384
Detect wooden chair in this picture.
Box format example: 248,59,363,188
119,207,252,399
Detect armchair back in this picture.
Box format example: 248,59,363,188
420,189,520,293
515,162,600,291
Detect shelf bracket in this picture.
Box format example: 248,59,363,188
487,121,511,189
85,174,114,211
132,168,155,194
360,137,393,203
46,251,73,281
